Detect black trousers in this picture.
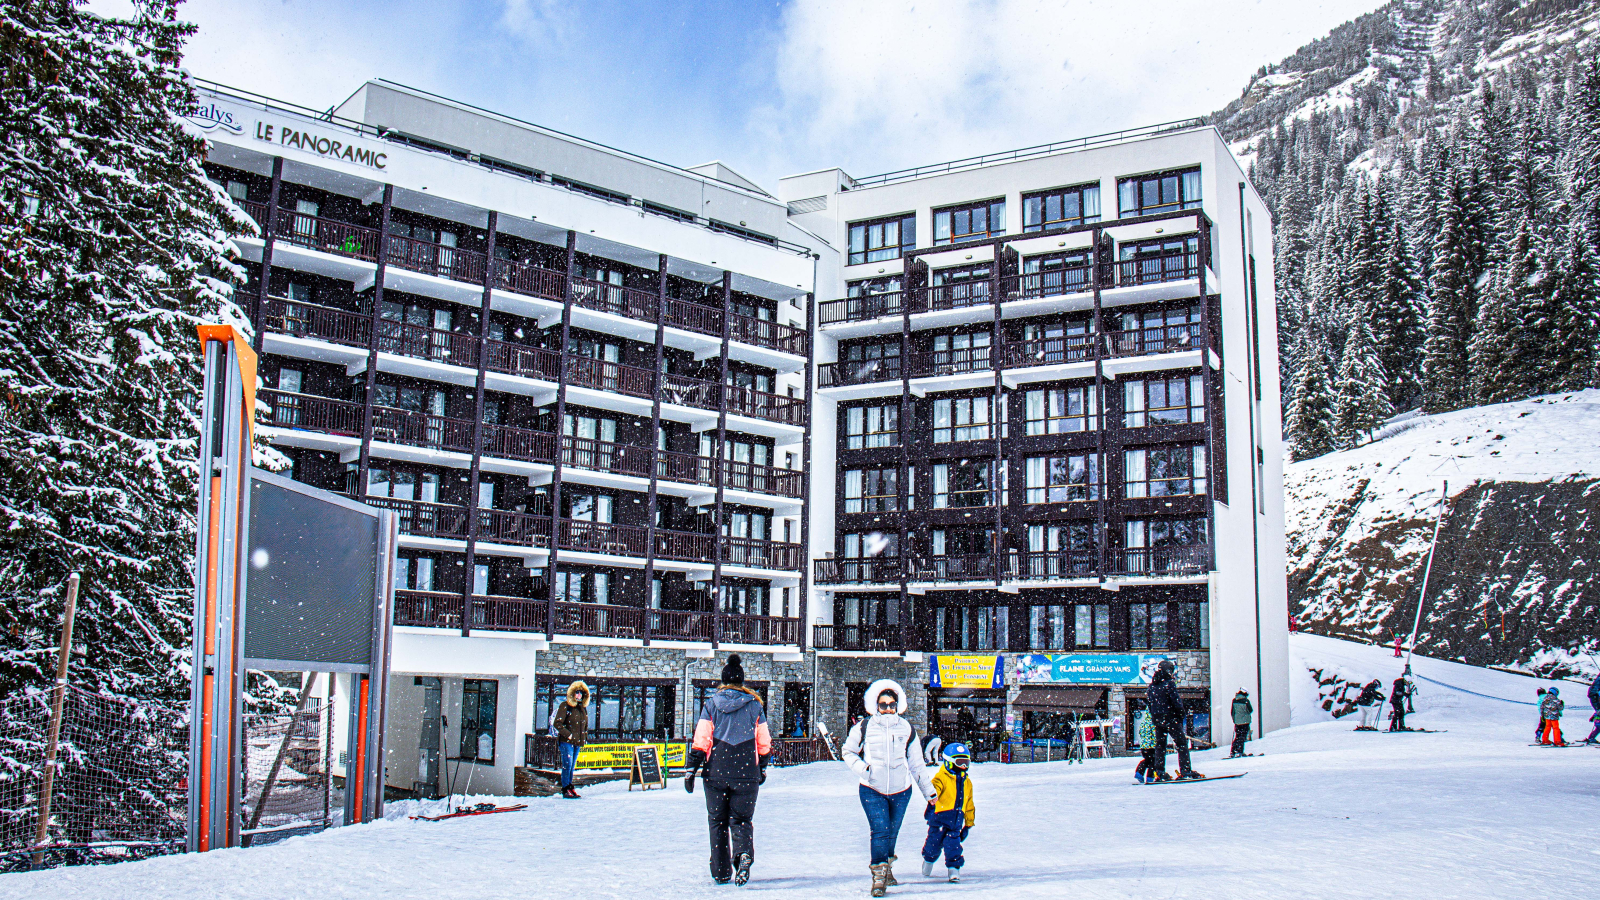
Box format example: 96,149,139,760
1231,724,1250,756
704,779,759,880
1153,720,1192,775
1389,706,1406,731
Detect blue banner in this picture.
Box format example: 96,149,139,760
1014,653,1170,685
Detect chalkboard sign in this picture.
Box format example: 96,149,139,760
629,745,665,791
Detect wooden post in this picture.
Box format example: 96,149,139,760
32,573,80,868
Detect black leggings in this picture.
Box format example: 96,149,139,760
704,779,759,880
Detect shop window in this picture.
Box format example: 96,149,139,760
535,679,676,742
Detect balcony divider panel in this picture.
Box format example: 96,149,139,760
642,253,669,646
252,156,283,354
711,271,732,649
354,184,394,497
461,211,498,637
1197,223,1217,573
1092,226,1109,583
544,230,577,640
798,291,814,652
991,250,1006,588
897,261,915,653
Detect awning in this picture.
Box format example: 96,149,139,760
1012,687,1107,712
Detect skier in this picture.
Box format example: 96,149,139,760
1538,686,1565,746
1534,688,1548,742
1354,680,1386,731
1387,675,1414,732
550,681,589,798
1586,676,1600,745
843,679,935,897
923,732,944,767
1229,689,1253,757
685,654,772,886
1148,660,1202,780
920,742,975,883
1132,708,1158,783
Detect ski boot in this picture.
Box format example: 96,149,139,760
922,859,935,878
870,863,890,897
734,853,753,886
947,866,962,883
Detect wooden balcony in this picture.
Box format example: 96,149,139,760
811,623,910,652
815,557,902,585
1109,545,1209,576
242,202,807,355
395,590,799,645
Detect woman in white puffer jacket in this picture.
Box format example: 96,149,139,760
842,679,934,896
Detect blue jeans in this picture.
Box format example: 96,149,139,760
859,785,912,865
558,742,578,787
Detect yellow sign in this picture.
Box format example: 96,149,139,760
575,742,687,770
929,655,1004,690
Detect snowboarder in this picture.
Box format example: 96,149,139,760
1538,686,1565,746
550,681,589,798
685,654,772,886
843,679,935,897
1355,680,1386,731
1387,675,1414,732
1229,689,1253,757
1534,688,1548,742
1132,709,1158,782
921,742,975,883
1586,676,1600,745
1148,660,1202,780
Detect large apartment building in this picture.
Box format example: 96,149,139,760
188,78,1286,796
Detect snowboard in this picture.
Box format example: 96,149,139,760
412,803,527,821
1137,773,1247,786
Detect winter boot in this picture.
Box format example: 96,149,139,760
1153,771,1173,782
734,853,753,886
884,856,898,886
1178,770,1206,780
922,859,935,878
947,866,962,883
870,863,890,897
1134,769,1146,783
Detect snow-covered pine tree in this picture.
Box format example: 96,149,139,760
1371,213,1424,410
1468,211,1545,404
1540,220,1599,392
1285,331,1339,461
1333,316,1392,446
0,0,248,705
1421,170,1477,413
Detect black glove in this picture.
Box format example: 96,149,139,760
686,748,707,770
960,826,970,841
684,770,697,793
758,767,768,786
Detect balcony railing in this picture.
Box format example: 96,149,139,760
909,554,1020,582
815,557,902,585
1000,333,1095,367
240,203,808,355
1017,549,1099,580
263,298,369,348
1113,252,1200,287
363,496,471,541
819,292,905,325
396,590,798,644
817,358,901,388
1111,545,1209,576
909,346,992,377
1106,324,1202,357
812,623,905,652
259,388,363,435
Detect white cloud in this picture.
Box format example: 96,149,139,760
752,0,1385,179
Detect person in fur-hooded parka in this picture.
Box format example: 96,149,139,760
843,679,934,896
551,680,589,798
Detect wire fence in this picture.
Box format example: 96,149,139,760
0,686,187,870
240,700,341,844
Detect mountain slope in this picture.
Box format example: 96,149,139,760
1286,390,1600,675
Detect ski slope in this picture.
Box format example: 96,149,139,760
7,635,1597,900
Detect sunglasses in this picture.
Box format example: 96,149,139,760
877,699,896,709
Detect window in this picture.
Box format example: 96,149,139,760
567,336,620,363
1117,168,1202,217
1123,375,1204,427
1023,183,1101,232
1024,453,1101,503
842,531,899,558
1125,518,1209,573
1120,304,1201,354
565,490,614,523
1126,518,1208,548
374,383,445,417
933,460,1004,508
933,395,1001,442
845,404,899,449
1175,601,1209,649
1074,604,1110,649
292,198,319,238
1128,603,1169,650
934,606,969,650
1025,386,1098,434
1020,251,1094,298
555,567,611,603
365,468,442,503
226,180,249,203
1015,320,1092,365
839,339,901,383
933,198,1006,245
720,582,767,616
1125,445,1207,497
1117,237,1200,286
396,554,436,591
727,369,773,394
1026,523,1096,577
460,679,498,763
848,213,916,265
536,680,676,742
975,606,1009,651
929,264,991,309
844,467,900,513
1029,605,1069,650
722,509,771,542
565,413,619,469
929,330,991,374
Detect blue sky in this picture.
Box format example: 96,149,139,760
98,0,1385,189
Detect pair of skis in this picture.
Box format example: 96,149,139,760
411,802,527,821
1136,772,1247,786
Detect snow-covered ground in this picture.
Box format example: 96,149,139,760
7,635,1597,900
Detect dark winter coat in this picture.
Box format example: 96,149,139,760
1389,678,1413,710
1231,692,1253,725
689,686,772,784
1147,670,1184,724
1588,677,1599,711
552,681,590,747
1356,682,1385,706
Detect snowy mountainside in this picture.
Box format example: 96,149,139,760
1287,390,1600,677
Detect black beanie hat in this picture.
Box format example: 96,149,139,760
722,653,745,686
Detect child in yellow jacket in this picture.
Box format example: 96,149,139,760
920,742,975,882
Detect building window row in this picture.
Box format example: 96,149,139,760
932,600,1207,652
